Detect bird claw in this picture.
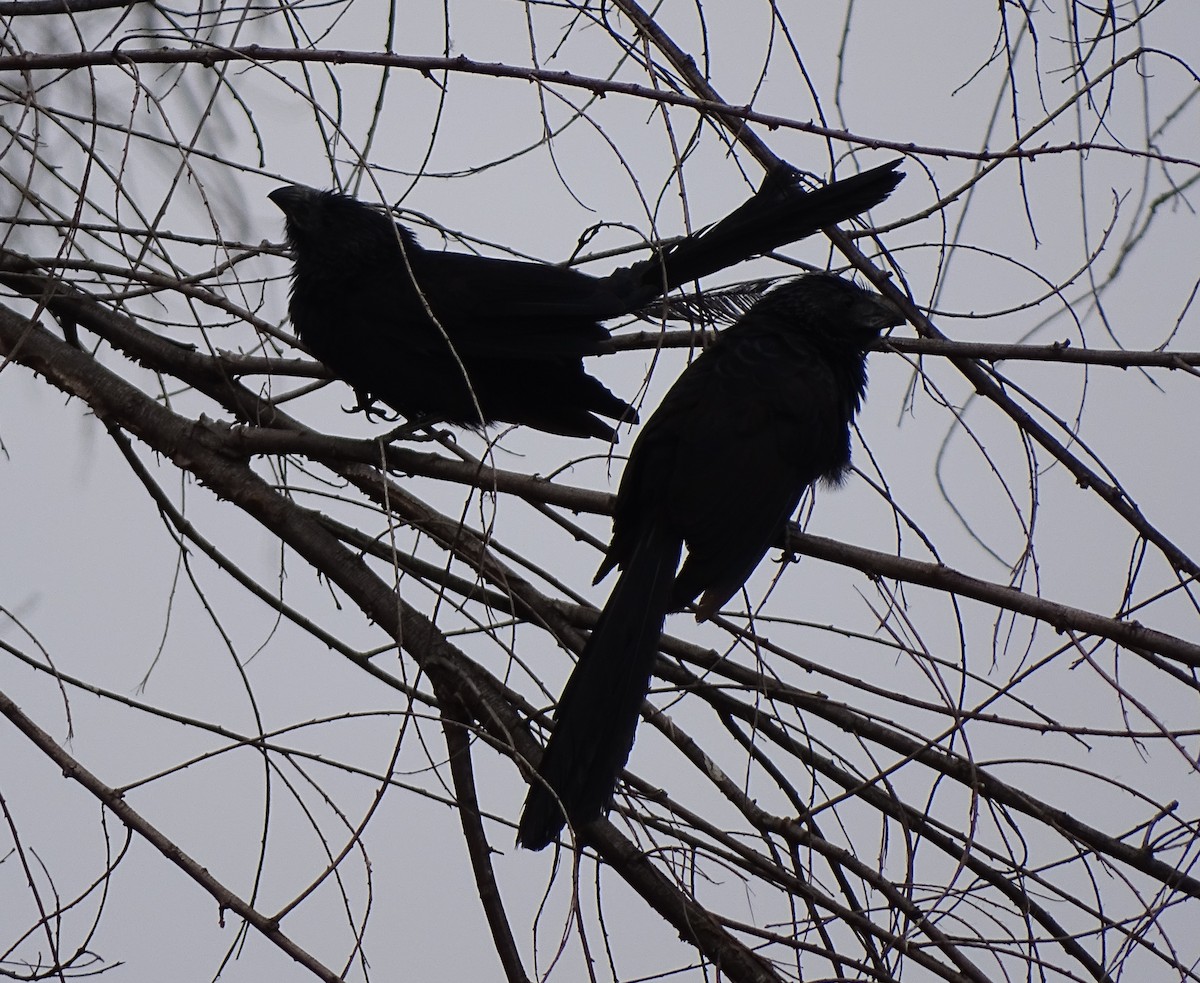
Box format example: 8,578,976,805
380,419,451,444
344,390,402,423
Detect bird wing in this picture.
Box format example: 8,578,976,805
610,328,852,614
408,252,619,357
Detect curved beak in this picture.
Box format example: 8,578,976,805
268,184,319,218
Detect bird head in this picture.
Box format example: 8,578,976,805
773,272,904,349
268,184,322,230
268,184,416,269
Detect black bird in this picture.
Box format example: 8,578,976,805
269,161,903,440
516,272,902,850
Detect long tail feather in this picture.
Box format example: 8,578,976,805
517,526,682,850
617,160,903,306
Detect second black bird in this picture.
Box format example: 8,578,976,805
516,272,903,850
269,161,902,440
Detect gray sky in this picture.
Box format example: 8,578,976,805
2,2,1199,980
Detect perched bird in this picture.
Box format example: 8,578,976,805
516,272,903,850
269,161,903,440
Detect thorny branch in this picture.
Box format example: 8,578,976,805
2,2,1198,981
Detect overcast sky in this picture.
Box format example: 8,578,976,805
2,2,1199,980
